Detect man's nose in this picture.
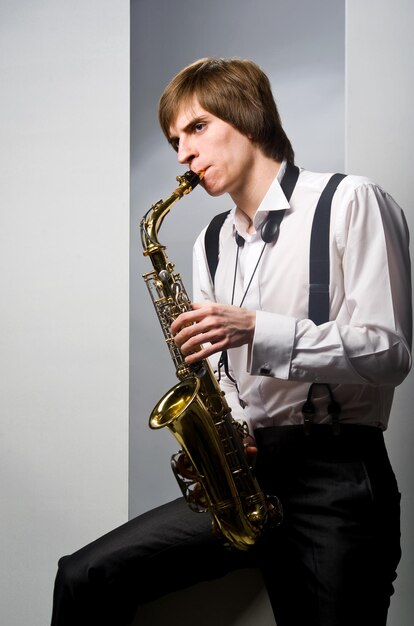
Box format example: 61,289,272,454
177,136,197,165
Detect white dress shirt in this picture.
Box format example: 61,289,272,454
192,164,412,433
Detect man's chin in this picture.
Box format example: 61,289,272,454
203,187,226,198
201,180,226,198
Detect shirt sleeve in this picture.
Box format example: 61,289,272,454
249,182,412,386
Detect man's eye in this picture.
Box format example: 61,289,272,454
193,123,205,133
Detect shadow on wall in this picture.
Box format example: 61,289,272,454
132,568,276,626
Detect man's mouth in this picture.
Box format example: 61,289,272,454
196,166,209,180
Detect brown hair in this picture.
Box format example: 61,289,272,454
158,57,294,163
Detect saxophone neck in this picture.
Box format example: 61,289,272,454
140,170,203,258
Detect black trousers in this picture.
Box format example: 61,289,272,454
51,425,401,626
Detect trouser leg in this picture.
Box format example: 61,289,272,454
254,426,401,626
51,426,401,626
51,497,252,626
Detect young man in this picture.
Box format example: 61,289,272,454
51,58,412,626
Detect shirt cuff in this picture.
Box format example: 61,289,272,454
249,310,296,380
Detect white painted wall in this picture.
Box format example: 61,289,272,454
0,2,130,625
346,2,414,624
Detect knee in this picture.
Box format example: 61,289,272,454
55,551,95,597
55,554,80,593
51,553,93,625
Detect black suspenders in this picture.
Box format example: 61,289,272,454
303,172,346,433
309,173,346,325
204,164,346,326
204,164,347,432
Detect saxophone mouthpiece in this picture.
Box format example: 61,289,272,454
182,170,203,189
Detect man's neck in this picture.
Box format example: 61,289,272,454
231,157,282,223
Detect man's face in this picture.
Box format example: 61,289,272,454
168,97,259,199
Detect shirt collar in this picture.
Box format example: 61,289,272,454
254,160,290,217
233,160,292,238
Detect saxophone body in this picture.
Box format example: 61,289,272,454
140,171,282,551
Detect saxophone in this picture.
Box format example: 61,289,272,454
140,170,282,551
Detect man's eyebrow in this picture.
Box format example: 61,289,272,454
171,114,208,137
168,115,208,149
186,114,208,128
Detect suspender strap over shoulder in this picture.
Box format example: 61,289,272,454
204,210,230,285
308,173,346,326
280,160,300,202
304,172,346,435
